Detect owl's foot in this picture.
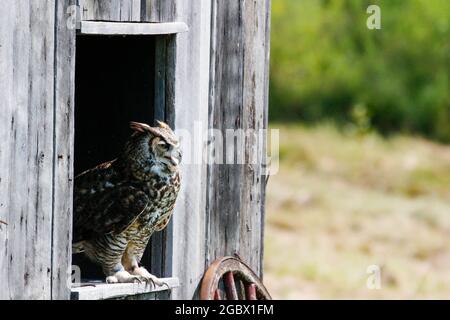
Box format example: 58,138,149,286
130,267,170,289
105,270,145,284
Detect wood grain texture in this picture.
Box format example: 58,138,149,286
207,0,243,273
71,277,179,300
169,0,211,299
119,0,141,21
141,0,177,22
206,0,271,278
260,0,271,279
0,0,14,300
240,0,271,278
81,0,121,21
52,0,76,300
138,36,174,280
0,0,56,299
81,0,176,22
148,35,173,279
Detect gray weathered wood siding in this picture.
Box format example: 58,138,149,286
80,0,176,22
0,0,75,300
0,0,57,299
169,0,211,299
206,0,271,277
52,0,77,300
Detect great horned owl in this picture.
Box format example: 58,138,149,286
73,121,181,285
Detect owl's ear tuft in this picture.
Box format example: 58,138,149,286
130,121,152,133
156,120,169,129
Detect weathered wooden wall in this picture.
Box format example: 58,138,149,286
52,0,77,300
1,0,59,299
169,0,211,299
206,0,271,278
171,0,271,299
0,0,270,300
0,0,75,300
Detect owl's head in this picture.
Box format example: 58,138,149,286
122,121,181,180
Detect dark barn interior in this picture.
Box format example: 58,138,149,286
74,35,156,176
73,35,158,279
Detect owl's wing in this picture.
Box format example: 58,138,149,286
73,184,149,242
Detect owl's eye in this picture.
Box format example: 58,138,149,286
157,141,169,150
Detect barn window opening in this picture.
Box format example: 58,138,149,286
74,35,156,177
72,34,173,286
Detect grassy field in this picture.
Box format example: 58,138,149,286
264,123,450,299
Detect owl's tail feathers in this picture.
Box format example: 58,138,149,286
72,241,85,254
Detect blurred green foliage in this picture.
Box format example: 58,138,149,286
270,0,450,141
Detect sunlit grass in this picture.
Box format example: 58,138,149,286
264,123,450,299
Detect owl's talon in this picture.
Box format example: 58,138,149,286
129,266,170,289
147,276,169,289
136,276,150,286
144,277,155,287
106,271,145,284
160,281,170,290
142,276,156,288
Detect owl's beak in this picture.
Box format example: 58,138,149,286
165,149,181,166
169,156,179,166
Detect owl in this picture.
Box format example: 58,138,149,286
72,121,181,286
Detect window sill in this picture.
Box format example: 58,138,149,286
71,277,179,300
78,21,189,36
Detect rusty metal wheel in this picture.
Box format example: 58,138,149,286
200,256,272,300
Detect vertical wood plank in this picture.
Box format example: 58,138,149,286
260,0,272,279
119,0,141,21
142,0,176,22
4,0,30,297
170,0,211,299
25,0,57,299
240,0,271,277
206,0,245,269
6,0,32,299
81,0,175,22
0,0,56,299
147,35,173,278
154,37,167,123
81,0,121,21
155,36,176,279
206,0,271,278
53,0,76,299
142,0,158,22
0,0,15,299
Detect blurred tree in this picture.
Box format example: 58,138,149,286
270,0,450,141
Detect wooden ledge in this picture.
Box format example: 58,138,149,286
79,21,189,36
71,277,179,300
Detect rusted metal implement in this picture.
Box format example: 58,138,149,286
200,256,271,300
